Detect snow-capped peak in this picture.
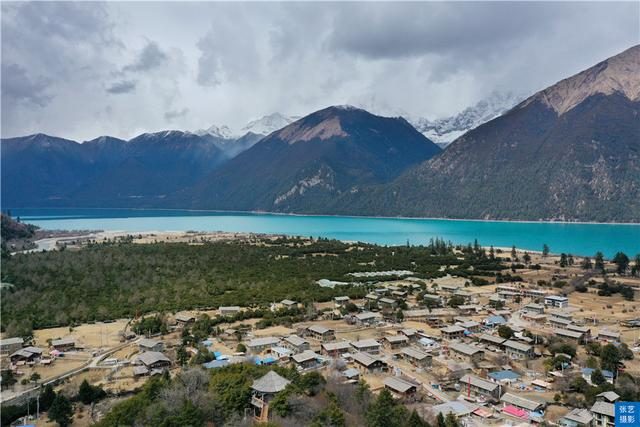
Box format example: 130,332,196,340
196,124,234,139
240,112,297,136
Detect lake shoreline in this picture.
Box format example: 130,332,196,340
8,205,640,226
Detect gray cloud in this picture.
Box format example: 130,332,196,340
1,2,638,142
124,41,168,73
106,80,137,94
1,63,51,107
164,108,189,121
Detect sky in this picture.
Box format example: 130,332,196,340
1,1,638,141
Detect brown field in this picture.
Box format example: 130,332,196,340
33,319,130,350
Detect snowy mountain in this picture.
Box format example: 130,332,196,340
239,112,298,137
194,113,298,158
409,91,525,146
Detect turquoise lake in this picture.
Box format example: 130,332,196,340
11,208,640,257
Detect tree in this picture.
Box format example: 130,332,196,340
405,410,431,427
447,295,465,308
542,244,550,257
366,388,404,427
77,379,106,404
40,384,56,410
176,345,188,366
1,370,17,390
30,372,41,383
523,252,531,264
497,325,514,339
559,253,568,268
312,397,346,427
444,412,459,427
48,394,73,427
613,252,630,275
591,369,607,386
236,343,247,353
582,257,593,270
632,254,640,277
600,344,622,372
436,413,446,427
511,246,518,261
595,252,605,273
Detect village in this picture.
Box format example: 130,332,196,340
1,249,640,426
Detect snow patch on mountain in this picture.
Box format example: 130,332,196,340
409,91,525,145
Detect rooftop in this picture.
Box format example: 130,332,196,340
500,392,545,411
590,401,615,417
503,340,533,352
450,342,484,356
383,376,417,393
351,339,380,349
459,374,498,392
252,371,291,394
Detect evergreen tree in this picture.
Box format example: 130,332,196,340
523,252,531,264
511,246,518,261
405,410,431,427
542,244,550,257
445,412,459,427
48,394,73,427
366,388,404,427
582,257,593,270
595,252,605,273
40,384,56,410
559,253,568,267
613,252,630,275
591,369,606,386
436,413,446,427
601,344,622,372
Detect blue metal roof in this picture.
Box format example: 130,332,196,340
582,368,614,378
203,360,229,369
485,315,507,325
488,370,521,381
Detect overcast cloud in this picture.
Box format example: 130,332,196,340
1,1,638,141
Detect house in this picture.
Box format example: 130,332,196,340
321,341,352,357
341,368,360,381
0,337,24,356
489,295,507,308
498,290,520,300
247,337,281,353
351,352,388,372
219,306,241,316
383,376,417,398
549,309,573,321
522,312,547,323
391,290,408,299
459,374,502,399
597,330,620,343
418,337,440,351
457,321,481,333
554,329,584,343
306,325,335,342
549,316,573,329
500,392,545,413
449,342,484,364
250,371,292,420
400,347,432,368
484,315,507,328
457,304,481,314
430,401,479,419
354,311,382,325
488,370,520,385
521,288,548,299
136,351,171,369
283,335,310,353
440,283,462,294
524,303,545,314
478,333,506,349
10,346,43,363
365,293,379,303
544,295,569,308
590,401,615,427
582,368,614,385
280,299,298,309
334,296,350,308
440,325,465,340
503,340,534,360
51,337,76,351
378,297,397,311
383,335,409,350
175,312,196,325
559,408,593,427
270,346,293,360
351,339,381,354
567,325,591,339
596,391,619,403
399,329,418,341
423,294,442,307
139,338,164,353
292,351,321,370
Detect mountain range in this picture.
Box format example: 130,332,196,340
2,45,638,222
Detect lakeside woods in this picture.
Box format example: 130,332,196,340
1,227,638,336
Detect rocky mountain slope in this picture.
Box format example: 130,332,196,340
339,45,640,222
182,106,441,212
